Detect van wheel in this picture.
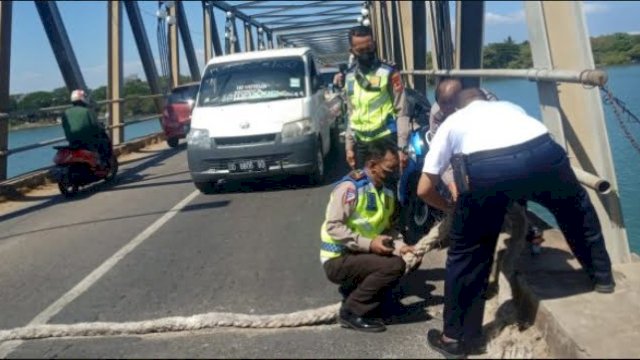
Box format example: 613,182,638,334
309,140,325,186
195,181,217,194
167,137,179,148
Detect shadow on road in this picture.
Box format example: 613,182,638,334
0,198,230,242
0,146,185,223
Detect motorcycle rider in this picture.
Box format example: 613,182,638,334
61,89,113,167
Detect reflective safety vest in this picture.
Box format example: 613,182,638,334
345,63,397,142
320,170,396,262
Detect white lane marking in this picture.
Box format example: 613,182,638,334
0,190,201,358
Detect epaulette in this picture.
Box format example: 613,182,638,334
345,62,357,73
379,60,397,72
348,169,366,180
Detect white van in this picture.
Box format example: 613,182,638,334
187,47,336,193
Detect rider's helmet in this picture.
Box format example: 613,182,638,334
70,89,89,105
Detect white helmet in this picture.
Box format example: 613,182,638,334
70,89,88,105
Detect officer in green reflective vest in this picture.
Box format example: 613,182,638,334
333,25,411,171
320,141,419,333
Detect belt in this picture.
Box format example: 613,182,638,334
321,242,345,254
466,133,552,163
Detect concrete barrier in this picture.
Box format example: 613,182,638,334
0,132,166,203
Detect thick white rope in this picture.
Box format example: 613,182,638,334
0,220,449,342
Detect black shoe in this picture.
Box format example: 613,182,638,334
338,308,386,333
593,273,616,294
594,279,616,293
426,329,466,359
464,337,487,355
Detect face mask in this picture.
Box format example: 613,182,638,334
356,51,377,69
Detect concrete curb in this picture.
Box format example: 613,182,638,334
514,273,584,358
0,132,166,203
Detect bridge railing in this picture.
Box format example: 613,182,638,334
400,67,611,194
0,93,165,174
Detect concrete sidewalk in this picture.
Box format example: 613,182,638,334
514,226,640,358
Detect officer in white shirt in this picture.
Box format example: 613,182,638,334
417,88,615,358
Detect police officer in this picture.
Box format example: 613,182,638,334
333,25,411,171
321,140,418,333
417,88,615,358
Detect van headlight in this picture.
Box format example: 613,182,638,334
187,128,210,148
282,118,313,140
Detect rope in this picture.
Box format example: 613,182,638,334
0,219,450,342
600,85,640,155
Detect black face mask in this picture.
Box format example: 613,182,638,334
356,51,377,69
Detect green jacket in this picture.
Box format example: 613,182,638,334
62,105,103,144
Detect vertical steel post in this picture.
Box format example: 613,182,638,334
244,23,254,52
380,1,392,62
124,1,163,113
372,1,385,60
389,1,403,67
202,1,212,63
396,1,411,85
168,4,179,88
455,1,484,88
232,18,240,53
412,1,427,95
34,1,87,91
0,0,12,181
108,1,123,145
176,0,200,81
208,5,222,57
525,1,631,264
267,32,274,49
426,2,439,70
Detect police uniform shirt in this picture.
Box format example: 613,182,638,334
323,177,408,263
342,61,412,151
422,100,549,176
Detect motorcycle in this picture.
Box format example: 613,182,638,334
50,144,118,197
398,88,451,245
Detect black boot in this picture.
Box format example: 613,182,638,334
338,307,386,333
426,329,466,359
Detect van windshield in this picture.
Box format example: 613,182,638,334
198,57,306,107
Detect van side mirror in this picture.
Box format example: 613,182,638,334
312,76,321,92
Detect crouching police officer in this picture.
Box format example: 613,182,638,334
320,140,419,333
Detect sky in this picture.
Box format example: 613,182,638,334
5,0,640,95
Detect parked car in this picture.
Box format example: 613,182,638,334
161,82,199,147
187,47,337,193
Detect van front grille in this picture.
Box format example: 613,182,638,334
213,134,277,147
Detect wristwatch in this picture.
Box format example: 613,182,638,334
399,145,409,154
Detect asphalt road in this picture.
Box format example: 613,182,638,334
0,140,445,358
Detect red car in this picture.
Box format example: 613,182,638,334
161,82,200,147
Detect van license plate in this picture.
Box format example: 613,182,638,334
228,160,266,173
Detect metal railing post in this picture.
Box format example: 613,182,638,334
168,3,179,88
176,0,200,81
108,0,123,145
0,0,12,181
525,1,631,264
455,0,484,88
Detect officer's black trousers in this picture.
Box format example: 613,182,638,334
324,253,405,316
443,134,613,341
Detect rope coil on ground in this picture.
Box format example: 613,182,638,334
0,220,449,342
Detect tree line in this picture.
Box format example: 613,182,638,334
6,33,639,128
